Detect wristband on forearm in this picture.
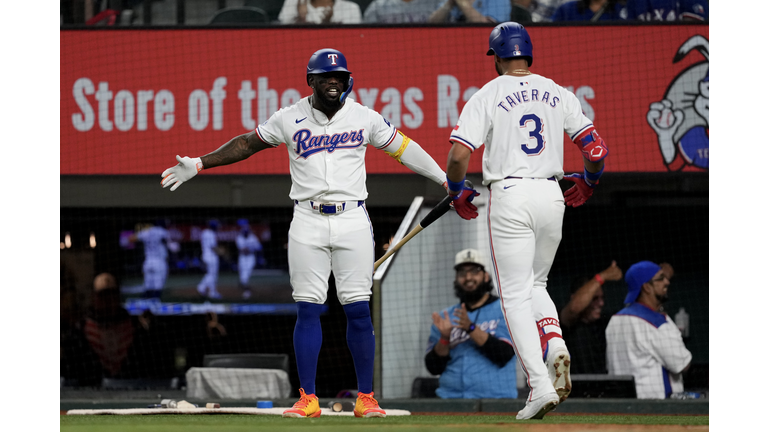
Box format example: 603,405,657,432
583,165,604,187
446,176,465,196
594,273,605,285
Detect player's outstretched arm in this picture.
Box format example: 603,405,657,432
200,131,272,169
384,135,445,185
161,132,271,191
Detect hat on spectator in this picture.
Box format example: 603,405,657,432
454,248,486,270
624,261,661,303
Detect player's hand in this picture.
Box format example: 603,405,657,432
432,311,453,339
561,173,595,207
453,303,473,331
600,260,623,282
161,155,203,191
450,186,480,220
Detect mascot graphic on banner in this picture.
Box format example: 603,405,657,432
647,35,708,171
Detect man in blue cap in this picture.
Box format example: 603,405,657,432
605,261,692,399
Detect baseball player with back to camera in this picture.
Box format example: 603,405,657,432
129,219,171,299
445,22,609,419
161,48,449,418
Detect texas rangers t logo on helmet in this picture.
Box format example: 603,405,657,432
327,54,339,65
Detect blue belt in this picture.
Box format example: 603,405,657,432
294,200,365,215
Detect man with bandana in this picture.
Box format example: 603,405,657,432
425,248,518,399
605,261,692,399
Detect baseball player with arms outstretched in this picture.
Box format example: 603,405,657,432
445,22,608,419
161,48,447,418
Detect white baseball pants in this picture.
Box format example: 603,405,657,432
288,204,374,305
142,258,168,291
487,177,565,400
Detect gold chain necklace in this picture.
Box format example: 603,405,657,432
510,69,532,75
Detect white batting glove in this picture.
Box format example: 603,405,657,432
161,155,203,191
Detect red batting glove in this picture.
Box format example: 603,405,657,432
451,187,480,220
561,173,596,207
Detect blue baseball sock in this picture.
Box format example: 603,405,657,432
343,301,375,394
293,301,325,395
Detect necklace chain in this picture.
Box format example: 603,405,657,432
510,69,532,75
310,95,334,126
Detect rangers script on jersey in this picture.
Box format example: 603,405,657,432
450,74,594,185
256,96,399,202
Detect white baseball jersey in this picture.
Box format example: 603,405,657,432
605,303,692,399
450,74,593,185
256,97,400,202
255,95,444,305
200,228,218,261
137,226,169,261
236,232,262,255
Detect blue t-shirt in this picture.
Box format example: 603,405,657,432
427,298,517,399
551,1,628,21
440,0,512,23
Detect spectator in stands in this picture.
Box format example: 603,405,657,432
559,261,623,374
425,249,517,398
278,0,362,24
624,0,708,21
605,261,692,399
83,273,135,379
60,264,102,386
428,0,511,23
550,0,627,21
363,0,443,23
515,0,568,22
509,0,534,23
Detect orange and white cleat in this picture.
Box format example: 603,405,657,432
282,388,321,418
354,391,386,418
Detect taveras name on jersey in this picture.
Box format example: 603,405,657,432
451,74,593,185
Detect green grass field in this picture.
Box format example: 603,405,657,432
61,414,709,432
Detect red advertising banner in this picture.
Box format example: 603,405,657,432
61,26,708,175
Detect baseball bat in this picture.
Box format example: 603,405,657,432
373,184,466,272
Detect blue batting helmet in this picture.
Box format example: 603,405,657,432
306,48,351,83
486,22,533,66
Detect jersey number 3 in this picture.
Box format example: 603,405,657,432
520,114,546,156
